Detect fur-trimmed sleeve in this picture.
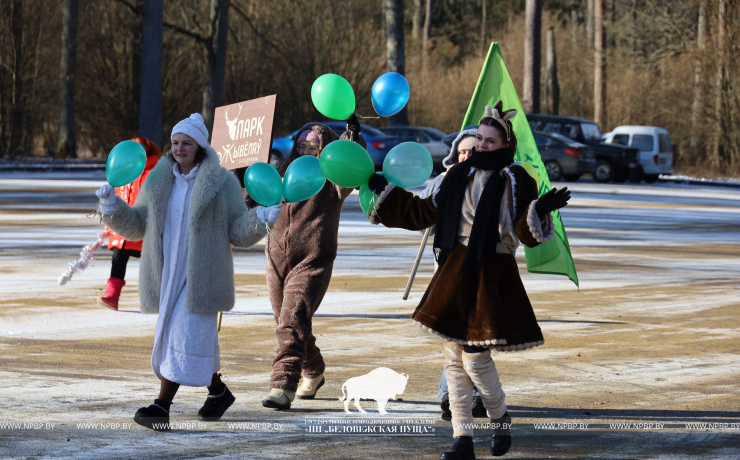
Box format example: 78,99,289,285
507,165,555,248
370,184,437,231
223,174,267,248
101,184,148,242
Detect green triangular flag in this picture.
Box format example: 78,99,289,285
462,42,579,287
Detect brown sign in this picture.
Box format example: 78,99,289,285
211,94,277,170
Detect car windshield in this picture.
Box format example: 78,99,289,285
581,123,602,143
549,132,586,148
422,128,446,141
327,123,387,137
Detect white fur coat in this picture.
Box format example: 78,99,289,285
102,147,266,314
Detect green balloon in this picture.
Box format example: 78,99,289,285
319,140,375,188
359,184,379,216
244,162,283,207
311,74,356,120
283,155,326,203
106,140,147,187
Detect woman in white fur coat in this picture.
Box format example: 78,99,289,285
96,113,282,431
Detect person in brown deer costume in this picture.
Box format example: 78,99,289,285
260,116,367,410
366,101,570,459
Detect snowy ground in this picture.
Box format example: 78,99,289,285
1,172,739,459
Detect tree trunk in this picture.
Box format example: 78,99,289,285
710,0,726,170
139,0,164,147
545,28,559,115
202,0,230,137
594,0,606,130
413,0,422,41
586,0,594,49
9,0,25,157
479,0,486,57
422,0,433,75
522,0,542,114
130,0,144,137
56,0,79,159
385,0,408,125
689,0,706,163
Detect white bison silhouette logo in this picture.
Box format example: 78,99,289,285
339,367,409,414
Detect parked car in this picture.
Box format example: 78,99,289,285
378,126,449,172
271,123,398,169
603,126,674,183
533,131,596,182
527,113,639,183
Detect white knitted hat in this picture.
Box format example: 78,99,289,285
171,113,209,148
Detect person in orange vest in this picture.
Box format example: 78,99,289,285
97,137,162,310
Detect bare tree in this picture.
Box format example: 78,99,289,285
56,0,79,159
139,0,163,146
586,0,594,49
413,0,423,40
593,0,605,129
385,0,408,125
422,0,433,74
479,0,486,57
8,0,25,157
710,0,726,170
545,27,559,115
690,0,706,163
202,0,230,136
523,0,542,113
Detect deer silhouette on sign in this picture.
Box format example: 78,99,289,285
224,104,243,140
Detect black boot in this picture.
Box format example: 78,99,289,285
440,398,452,421
491,411,512,457
471,397,486,418
133,401,170,431
440,436,476,460
198,384,236,421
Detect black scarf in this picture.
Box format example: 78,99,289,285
433,147,515,276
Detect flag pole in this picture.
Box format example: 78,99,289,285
217,311,223,332
403,227,432,300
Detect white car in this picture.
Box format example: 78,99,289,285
603,126,674,183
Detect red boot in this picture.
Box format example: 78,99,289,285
97,277,125,310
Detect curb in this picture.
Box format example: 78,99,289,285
0,165,105,172
658,177,740,189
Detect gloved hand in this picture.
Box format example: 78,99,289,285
96,184,116,214
346,113,361,140
535,187,571,218
257,204,283,225
367,173,389,194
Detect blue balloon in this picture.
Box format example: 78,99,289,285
371,72,410,117
383,142,433,189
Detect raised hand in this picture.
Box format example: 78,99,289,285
535,187,571,217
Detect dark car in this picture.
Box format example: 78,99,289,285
533,131,596,182
271,123,399,169
378,126,449,172
323,122,400,169
527,113,638,182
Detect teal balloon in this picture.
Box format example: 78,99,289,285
244,162,283,206
319,140,375,188
106,140,147,187
283,156,326,203
311,74,356,120
382,142,433,188
359,184,379,216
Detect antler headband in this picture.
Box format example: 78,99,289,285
480,101,517,141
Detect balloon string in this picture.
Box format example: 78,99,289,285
264,220,285,253
367,193,378,217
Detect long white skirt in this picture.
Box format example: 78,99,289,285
151,283,220,387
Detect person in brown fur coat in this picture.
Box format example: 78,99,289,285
259,117,367,410
366,101,570,459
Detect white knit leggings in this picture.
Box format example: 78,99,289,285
444,341,507,437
